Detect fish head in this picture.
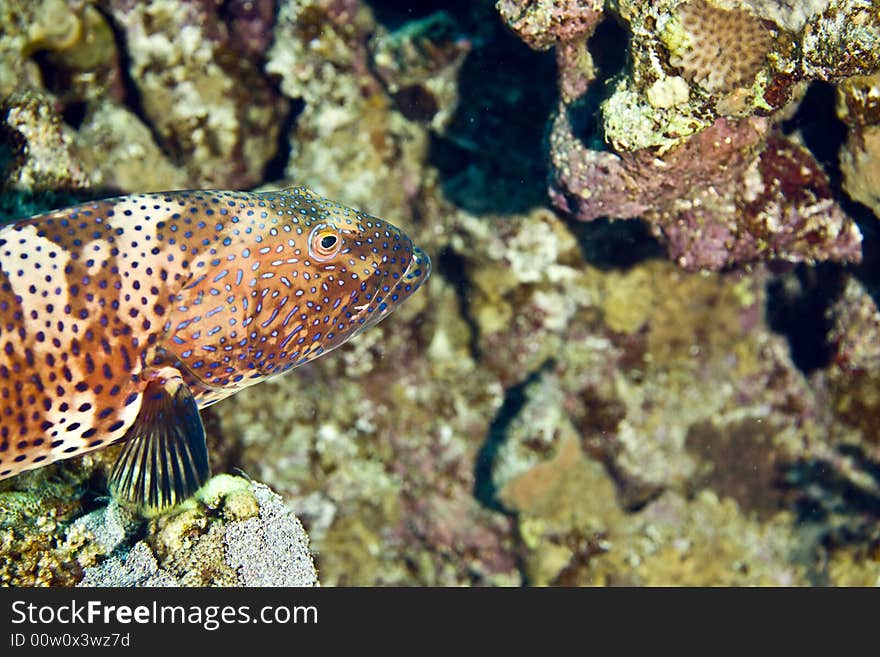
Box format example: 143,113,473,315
319,213,431,342
160,187,430,393
248,188,432,375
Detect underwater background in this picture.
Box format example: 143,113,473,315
1,0,880,586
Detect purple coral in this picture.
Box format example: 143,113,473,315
549,113,769,222
551,110,862,270
496,0,604,51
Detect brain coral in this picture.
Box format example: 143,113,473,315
668,0,774,93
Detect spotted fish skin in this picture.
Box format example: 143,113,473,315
0,187,430,481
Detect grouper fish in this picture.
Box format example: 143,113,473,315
0,187,430,513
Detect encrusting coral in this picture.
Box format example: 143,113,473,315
78,477,318,587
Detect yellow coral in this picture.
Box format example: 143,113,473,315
667,0,773,93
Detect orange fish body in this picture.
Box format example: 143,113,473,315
0,187,430,512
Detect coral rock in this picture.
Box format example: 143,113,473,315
103,0,288,188
838,72,880,216
79,477,318,587
520,0,874,270
370,11,471,132
496,0,604,51
549,102,862,270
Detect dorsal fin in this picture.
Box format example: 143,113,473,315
109,376,210,515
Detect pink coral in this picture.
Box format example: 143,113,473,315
549,108,862,270
496,0,604,50
549,112,769,221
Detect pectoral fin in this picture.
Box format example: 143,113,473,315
109,376,210,514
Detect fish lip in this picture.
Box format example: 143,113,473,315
403,245,431,291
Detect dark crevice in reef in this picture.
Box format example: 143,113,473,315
787,80,880,267
561,17,664,271
473,364,554,586
367,0,475,30
0,111,97,221
566,15,630,151
765,263,846,374
785,443,880,550
260,98,305,185
589,14,630,86
783,82,846,184
60,101,89,131
0,111,25,184
29,51,89,130
569,216,664,271
473,366,549,514
766,81,875,374
565,86,606,152
435,247,481,360
415,2,557,215
791,83,880,309
849,202,880,309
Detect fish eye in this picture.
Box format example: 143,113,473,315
308,223,342,262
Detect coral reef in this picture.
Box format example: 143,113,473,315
0,0,123,105
460,209,819,510
499,436,808,585
496,0,604,51
101,0,288,188
826,277,880,460
1,90,90,192
667,0,774,94
2,0,880,588
265,0,427,221
510,0,879,270
370,11,472,133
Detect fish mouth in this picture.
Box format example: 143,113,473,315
350,245,431,328
404,245,431,292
